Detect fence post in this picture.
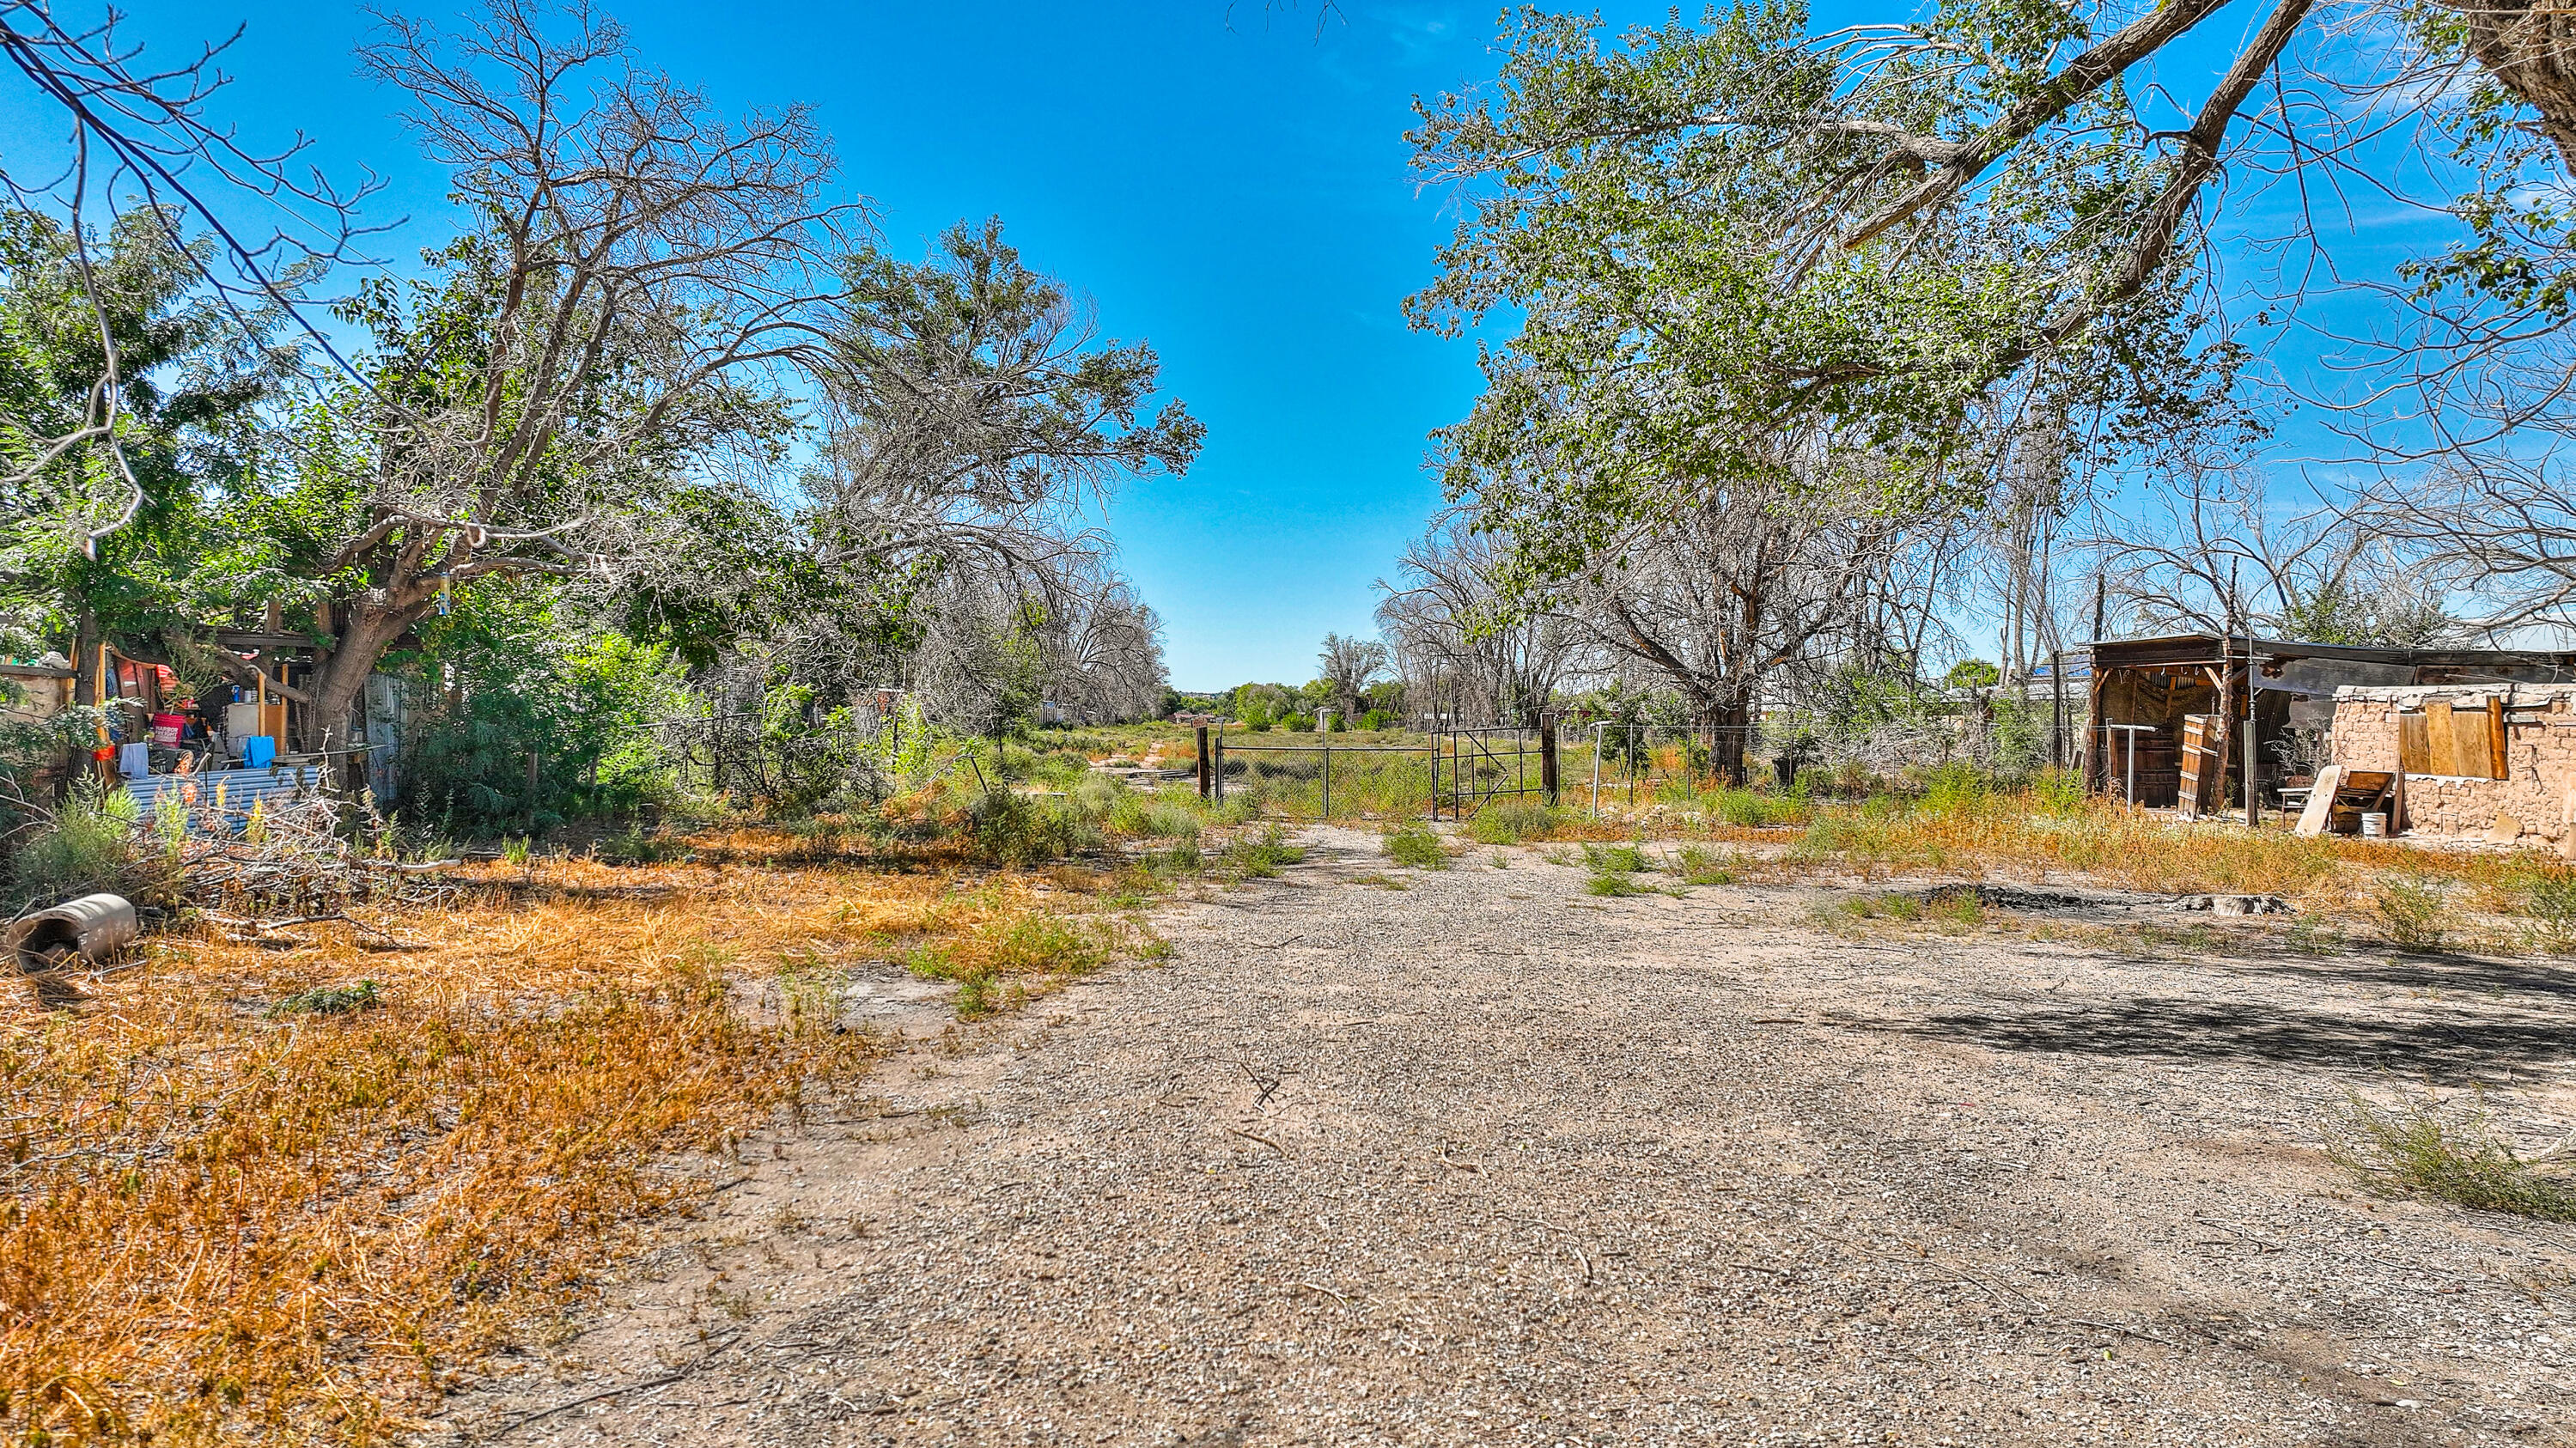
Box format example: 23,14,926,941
1322,743,1332,820
1429,732,1440,820
1196,725,1211,800
1589,722,1603,820
2050,649,2066,770
1214,734,1225,803
1539,721,1558,805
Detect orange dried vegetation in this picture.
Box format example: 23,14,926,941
0,837,1075,1446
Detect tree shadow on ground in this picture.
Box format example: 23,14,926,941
2195,950,2576,1005
1884,995,2568,1080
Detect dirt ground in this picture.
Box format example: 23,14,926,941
431,824,2576,1447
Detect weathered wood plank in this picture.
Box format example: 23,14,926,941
2399,711,2430,775
2487,696,2510,780
2426,700,2457,776
2295,764,2343,837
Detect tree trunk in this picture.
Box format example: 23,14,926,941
304,594,425,759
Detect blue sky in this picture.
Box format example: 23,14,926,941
13,1,2470,679
29,0,1668,691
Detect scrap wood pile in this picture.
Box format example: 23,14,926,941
165,793,457,938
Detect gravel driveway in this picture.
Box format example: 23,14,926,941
440,825,2576,1446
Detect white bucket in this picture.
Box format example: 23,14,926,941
2360,812,2387,838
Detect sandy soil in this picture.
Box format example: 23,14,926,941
431,824,2576,1446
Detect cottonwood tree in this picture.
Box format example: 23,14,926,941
789,218,1198,730
251,0,851,747
809,218,1201,586
1410,6,2243,578
1554,451,1927,782
0,0,375,560
1373,514,1575,727
1312,632,1386,722
2098,465,2457,645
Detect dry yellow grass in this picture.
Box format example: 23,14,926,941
0,832,1121,1446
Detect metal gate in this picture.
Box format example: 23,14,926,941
1429,726,1556,820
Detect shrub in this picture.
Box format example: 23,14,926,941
1670,843,1739,885
2372,879,2448,952
1918,761,1986,812
1709,788,1802,827
1469,800,1561,845
2520,868,2576,954
1582,843,1648,873
969,788,1099,866
6,781,169,912
266,981,383,1018
1360,709,1392,731
1384,824,1448,869
2030,767,2086,817
2329,1093,2576,1221
1221,824,1306,878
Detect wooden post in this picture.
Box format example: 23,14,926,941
2244,636,2260,828
2050,649,2066,771
1539,721,1559,805
1196,725,1211,800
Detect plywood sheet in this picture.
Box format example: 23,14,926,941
2399,712,2430,774
2425,700,2455,776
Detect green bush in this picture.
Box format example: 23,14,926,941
6,782,168,912
1918,761,1986,812
2330,1093,2576,1221
1582,843,1648,873
2372,879,2448,952
266,980,383,1018
2519,868,2576,954
1469,800,1561,845
1383,824,1448,869
1109,789,1202,840
1219,824,1305,878
969,788,1100,866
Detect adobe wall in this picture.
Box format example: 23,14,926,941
2330,684,2576,843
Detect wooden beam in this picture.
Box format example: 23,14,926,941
2487,696,2510,780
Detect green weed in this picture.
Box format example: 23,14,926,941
2372,879,2449,952
2329,1093,2576,1221
1468,800,1562,845
265,981,383,1019
1384,824,1449,870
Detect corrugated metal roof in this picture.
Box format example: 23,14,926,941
120,765,324,831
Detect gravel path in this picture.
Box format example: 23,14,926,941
441,826,2576,1446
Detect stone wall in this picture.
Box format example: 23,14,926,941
2329,684,2576,843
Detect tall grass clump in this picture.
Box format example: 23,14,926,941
1468,800,1562,845
1708,787,1805,827
2329,1094,2576,1221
